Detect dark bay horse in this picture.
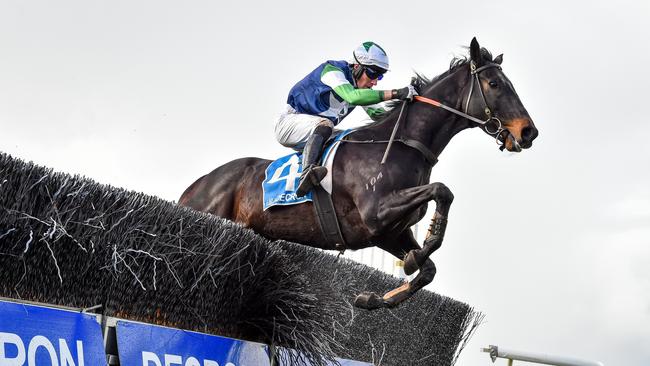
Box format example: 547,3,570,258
179,38,538,310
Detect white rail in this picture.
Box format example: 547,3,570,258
482,345,604,366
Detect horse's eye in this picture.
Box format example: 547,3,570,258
489,81,498,88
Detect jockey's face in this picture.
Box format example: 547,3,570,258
354,65,379,89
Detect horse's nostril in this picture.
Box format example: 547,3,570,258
521,125,538,143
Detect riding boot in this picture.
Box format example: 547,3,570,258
296,125,332,197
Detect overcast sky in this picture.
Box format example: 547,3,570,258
1,1,649,365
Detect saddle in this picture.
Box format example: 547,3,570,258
263,130,351,250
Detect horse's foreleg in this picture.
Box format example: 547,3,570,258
374,182,453,229
403,210,449,275
370,182,453,275
402,184,453,275
354,229,436,309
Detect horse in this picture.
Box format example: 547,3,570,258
178,38,538,310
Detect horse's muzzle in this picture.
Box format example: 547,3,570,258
502,118,538,152
506,133,523,152
519,124,538,148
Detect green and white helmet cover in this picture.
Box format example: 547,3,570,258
353,41,389,71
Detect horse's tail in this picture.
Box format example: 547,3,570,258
178,157,267,221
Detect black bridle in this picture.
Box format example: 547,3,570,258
465,61,504,136
414,61,522,152
348,61,522,166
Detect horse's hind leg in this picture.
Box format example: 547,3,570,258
354,229,437,309
178,166,246,220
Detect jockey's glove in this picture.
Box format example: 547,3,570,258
392,85,419,101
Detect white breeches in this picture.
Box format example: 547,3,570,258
274,105,333,151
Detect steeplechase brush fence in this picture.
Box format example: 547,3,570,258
0,152,482,365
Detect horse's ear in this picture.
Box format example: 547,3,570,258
494,54,503,65
470,37,481,64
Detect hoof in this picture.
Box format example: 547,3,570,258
354,292,385,310
404,250,419,275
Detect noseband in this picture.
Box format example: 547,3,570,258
414,61,514,149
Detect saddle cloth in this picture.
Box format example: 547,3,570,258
262,130,351,210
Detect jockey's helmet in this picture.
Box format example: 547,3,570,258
352,42,389,72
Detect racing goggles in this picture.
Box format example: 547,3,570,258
364,66,385,80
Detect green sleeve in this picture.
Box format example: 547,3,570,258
364,106,386,121
320,63,383,106
332,84,383,106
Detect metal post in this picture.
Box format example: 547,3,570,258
482,345,604,366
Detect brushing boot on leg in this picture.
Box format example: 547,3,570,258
296,123,332,197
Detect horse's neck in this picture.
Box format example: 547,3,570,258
357,66,473,160
408,68,473,158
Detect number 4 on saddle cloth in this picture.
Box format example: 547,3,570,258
263,130,352,211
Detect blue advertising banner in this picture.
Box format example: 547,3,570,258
116,321,270,366
0,299,106,366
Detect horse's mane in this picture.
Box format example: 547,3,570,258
358,47,495,127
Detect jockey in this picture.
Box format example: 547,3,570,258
275,41,418,197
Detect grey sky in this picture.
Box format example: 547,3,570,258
1,1,649,365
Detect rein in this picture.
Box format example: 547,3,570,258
342,61,514,165
413,96,488,126
415,62,506,141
